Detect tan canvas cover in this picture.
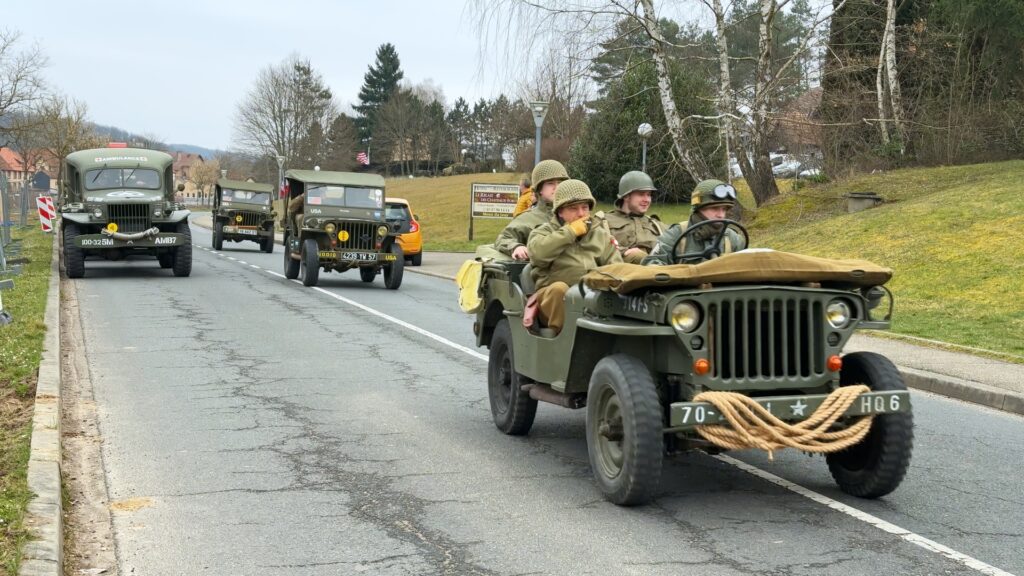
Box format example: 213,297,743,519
583,249,892,294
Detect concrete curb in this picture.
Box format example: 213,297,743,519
901,367,1024,416
19,235,62,576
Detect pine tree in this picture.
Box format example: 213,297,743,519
355,43,405,141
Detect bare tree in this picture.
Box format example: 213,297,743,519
35,94,101,195
233,55,338,170
876,0,905,152
0,29,48,146
189,159,221,206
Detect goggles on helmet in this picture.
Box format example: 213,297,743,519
711,184,737,200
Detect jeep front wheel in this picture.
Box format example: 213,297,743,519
283,233,299,279
487,319,537,435
383,243,404,290
359,266,376,283
171,220,192,277
826,352,913,498
213,220,223,250
63,222,85,278
299,238,319,287
586,354,663,506
262,230,274,253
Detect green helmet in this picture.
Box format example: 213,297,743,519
553,179,596,213
690,179,737,211
531,160,569,190
616,171,657,206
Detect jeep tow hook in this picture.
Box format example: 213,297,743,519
101,227,160,241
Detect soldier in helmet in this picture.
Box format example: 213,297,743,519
645,179,746,265
493,159,568,260
525,179,622,334
605,170,663,264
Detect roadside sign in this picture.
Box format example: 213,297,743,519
36,196,55,232
468,183,519,241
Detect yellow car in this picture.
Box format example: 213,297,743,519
386,197,423,266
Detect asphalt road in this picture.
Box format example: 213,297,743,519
67,221,1023,576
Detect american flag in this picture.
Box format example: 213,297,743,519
279,178,289,199
356,151,370,165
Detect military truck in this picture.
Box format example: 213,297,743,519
60,146,192,278
281,169,404,289
211,178,275,253
471,220,913,506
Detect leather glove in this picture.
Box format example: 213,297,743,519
567,218,590,237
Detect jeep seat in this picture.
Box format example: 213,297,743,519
520,263,537,295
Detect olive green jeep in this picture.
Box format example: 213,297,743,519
472,220,912,506
211,178,276,253
281,169,404,289
60,146,192,277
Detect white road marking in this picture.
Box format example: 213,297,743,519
245,255,1012,576
250,264,260,269
716,455,1014,576
238,261,248,265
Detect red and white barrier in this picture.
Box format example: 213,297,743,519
36,196,55,232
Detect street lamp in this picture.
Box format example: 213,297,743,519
638,123,654,173
528,100,549,166
275,155,286,196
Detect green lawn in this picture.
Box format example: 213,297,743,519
387,162,1024,358
0,223,53,574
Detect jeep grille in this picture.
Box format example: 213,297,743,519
711,296,825,381
336,221,377,250
235,212,264,227
109,204,152,234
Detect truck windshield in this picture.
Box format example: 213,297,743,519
222,188,271,205
307,185,383,209
84,168,161,190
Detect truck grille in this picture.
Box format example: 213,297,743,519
234,212,265,227
109,204,152,234
336,221,377,251
711,296,825,381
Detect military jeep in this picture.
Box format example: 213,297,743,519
211,178,276,253
60,145,192,278
281,169,404,289
472,220,913,506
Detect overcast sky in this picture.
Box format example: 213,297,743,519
5,0,503,151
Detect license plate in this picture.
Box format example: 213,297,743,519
318,251,337,259
340,252,378,261
223,226,257,235
669,390,910,429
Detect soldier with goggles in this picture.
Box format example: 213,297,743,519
644,179,746,265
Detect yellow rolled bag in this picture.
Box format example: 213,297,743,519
455,259,485,313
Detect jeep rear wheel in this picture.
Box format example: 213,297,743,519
359,266,376,283
63,222,85,278
213,220,223,250
487,319,537,435
383,243,404,290
171,220,192,277
283,233,299,279
299,238,319,287
827,352,913,498
262,230,274,253
586,354,663,506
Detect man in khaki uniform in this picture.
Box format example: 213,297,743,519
604,170,663,264
526,180,622,334
493,160,568,260
645,179,746,265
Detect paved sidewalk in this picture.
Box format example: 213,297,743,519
191,215,1024,415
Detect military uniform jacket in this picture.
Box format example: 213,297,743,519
527,216,623,289
493,199,552,256
604,208,663,264
644,222,745,266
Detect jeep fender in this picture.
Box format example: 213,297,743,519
61,213,91,225
166,209,192,223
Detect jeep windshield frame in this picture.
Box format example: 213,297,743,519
221,188,271,205
306,185,383,209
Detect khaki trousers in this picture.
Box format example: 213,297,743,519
535,281,570,334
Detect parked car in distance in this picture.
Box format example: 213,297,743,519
386,197,423,266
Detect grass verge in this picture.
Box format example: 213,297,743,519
0,223,54,574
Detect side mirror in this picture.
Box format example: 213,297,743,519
177,183,185,192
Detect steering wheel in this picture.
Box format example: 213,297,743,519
670,219,749,264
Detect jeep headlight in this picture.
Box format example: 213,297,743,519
670,301,702,333
826,300,852,328
325,222,336,234
92,208,103,218
377,225,388,237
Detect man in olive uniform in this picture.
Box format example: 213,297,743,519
645,179,746,265
526,180,622,334
493,159,568,260
605,170,663,264
286,190,304,233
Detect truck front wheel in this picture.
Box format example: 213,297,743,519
826,352,913,498
63,222,85,278
171,220,192,277
487,319,537,435
586,354,663,506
